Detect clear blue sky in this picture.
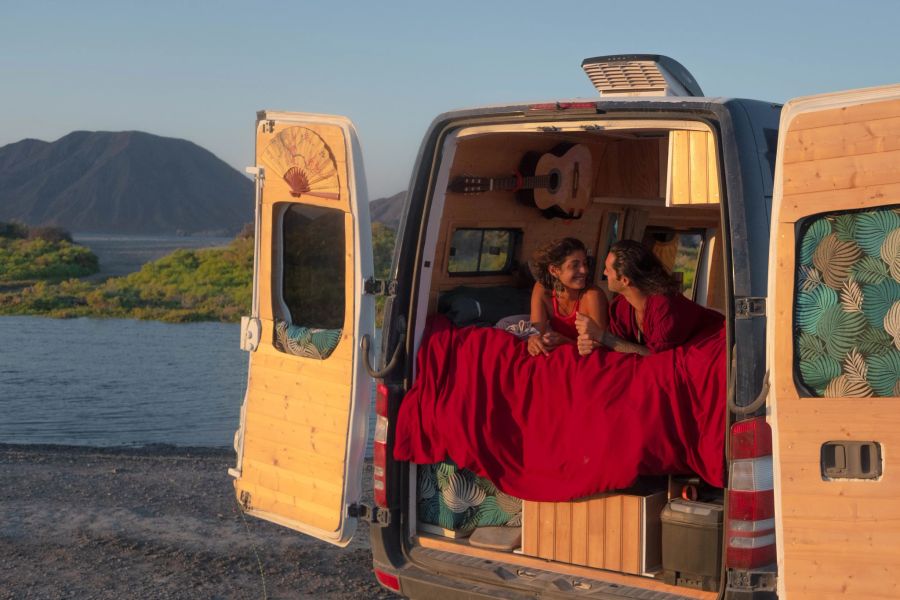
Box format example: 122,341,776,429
2,0,898,199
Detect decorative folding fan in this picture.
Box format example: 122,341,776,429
260,127,340,200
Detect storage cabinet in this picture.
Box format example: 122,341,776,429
522,491,667,575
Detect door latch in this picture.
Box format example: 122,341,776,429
821,441,882,479
348,503,391,526
735,297,766,319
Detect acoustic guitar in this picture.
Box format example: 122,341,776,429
447,144,592,218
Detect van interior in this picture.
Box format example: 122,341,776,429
407,117,727,596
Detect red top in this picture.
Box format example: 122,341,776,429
550,291,581,339
608,293,724,353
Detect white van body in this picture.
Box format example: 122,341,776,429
231,55,900,599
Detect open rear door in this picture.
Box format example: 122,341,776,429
230,112,374,546
769,86,900,598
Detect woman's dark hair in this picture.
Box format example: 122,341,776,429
530,237,587,288
608,239,682,296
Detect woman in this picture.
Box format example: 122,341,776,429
527,237,607,356
576,239,723,356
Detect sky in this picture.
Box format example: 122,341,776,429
2,0,899,199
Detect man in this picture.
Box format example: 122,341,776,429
576,240,723,356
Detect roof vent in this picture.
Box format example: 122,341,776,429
581,54,703,97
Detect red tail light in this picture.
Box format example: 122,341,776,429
726,417,777,569
374,568,400,591
373,383,390,508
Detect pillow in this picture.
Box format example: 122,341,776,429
438,286,531,327
495,314,539,339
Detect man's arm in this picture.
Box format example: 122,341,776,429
600,331,650,356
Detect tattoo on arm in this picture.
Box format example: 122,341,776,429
600,332,651,356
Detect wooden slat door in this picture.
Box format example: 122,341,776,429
769,86,900,598
231,112,374,547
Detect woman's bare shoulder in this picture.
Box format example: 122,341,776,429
582,287,608,304
533,282,552,297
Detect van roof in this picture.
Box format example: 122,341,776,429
430,95,743,124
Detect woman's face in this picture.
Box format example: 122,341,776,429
550,250,589,290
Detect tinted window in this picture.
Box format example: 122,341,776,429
597,212,621,282
273,204,345,360
794,206,900,397
448,229,515,275
643,228,705,298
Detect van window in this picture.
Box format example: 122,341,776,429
448,228,516,275
642,228,705,298
273,203,345,360
596,211,622,282
794,206,900,397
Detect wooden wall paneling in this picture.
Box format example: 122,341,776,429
570,500,589,565
782,148,900,197
603,496,624,570
689,130,709,204
621,497,642,574
782,115,900,165
667,130,720,206
658,137,669,198
777,182,900,223
554,502,572,563
788,98,900,131
704,228,726,312
773,95,900,598
706,131,721,204
670,131,691,204
586,496,606,567
593,138,662,199
236,120,358,537
538,502,556,559
521,493,665,575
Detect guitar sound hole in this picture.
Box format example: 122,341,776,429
548,170,561,193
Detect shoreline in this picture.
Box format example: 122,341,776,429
0,444,393,599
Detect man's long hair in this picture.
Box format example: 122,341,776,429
609,240,682,296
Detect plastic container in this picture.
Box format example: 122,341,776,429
660,498,723,591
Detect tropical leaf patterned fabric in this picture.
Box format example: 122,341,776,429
795,207,900,396
417,459,522,533
273,319,341,360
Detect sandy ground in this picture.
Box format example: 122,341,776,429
0,444,399,600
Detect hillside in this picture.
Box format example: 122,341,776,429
0,131,252,235
370,191,405,229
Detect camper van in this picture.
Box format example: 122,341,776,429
229,55,900,599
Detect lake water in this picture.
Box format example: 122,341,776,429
73,233,233,278
0,315,378,452
2,235,376,451
0,316,247,447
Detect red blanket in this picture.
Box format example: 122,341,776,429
394,315,726,502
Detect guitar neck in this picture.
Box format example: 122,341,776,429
460,173,555,192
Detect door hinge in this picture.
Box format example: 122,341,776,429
240,316,261,352
727,568,777,592
735,297,766,319
348,503,391,526
364,277,396,296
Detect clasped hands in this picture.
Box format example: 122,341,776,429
575,312,603,356
526,313,603,357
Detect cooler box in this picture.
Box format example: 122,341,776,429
661,499,723,591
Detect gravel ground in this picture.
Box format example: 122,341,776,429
0,444,399,600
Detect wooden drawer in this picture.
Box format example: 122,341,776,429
522,491,667,575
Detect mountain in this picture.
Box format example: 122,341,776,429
370,191,405,230
0,131,252,235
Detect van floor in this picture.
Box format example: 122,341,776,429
414,534,716,600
